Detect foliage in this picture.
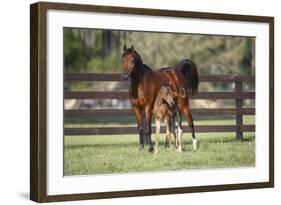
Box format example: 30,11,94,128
64,28,121,73
63,28,255,95
64,28,255,76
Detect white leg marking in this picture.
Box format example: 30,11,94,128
178,126,183,137
177,143,182,152
193,139,197,150
177,126,183,152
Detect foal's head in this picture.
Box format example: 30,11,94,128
158,85,176,109
121,44,143,80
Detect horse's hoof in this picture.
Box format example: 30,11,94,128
148,146,154,153
139,146,144,152
176,146,182,152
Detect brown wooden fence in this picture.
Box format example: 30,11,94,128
64,73,255,140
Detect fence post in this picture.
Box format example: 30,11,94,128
235,79,243,140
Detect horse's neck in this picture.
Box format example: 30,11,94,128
154,95,163,109
130,64,147,86
130,64,154,101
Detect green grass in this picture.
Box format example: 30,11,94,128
64,115,255,175
64,132,255,176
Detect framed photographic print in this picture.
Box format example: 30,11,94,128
30,1,274,202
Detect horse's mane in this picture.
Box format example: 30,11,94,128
143,64,153,72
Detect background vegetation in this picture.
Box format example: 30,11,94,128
64,28,255,75
64,28,255,109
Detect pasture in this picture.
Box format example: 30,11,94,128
64,116,255,176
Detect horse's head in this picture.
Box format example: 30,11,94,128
121,44,142,80
158,85,176,109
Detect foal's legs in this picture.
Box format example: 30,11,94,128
165,117,172,149
133,106,144,150
154,119,161,154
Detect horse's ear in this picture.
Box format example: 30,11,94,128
131,44,134,50
123,44,127,52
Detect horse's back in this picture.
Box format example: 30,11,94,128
155,67,187,87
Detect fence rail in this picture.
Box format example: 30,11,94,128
65,125,255,136
64,73,255,140
65,73,255,82
64,108,255,117
64,91,255,100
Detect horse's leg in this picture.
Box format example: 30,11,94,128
145,106,154,152
176,101,184,152
155,118,161,154
171,113,177,149
165,117,172,149
183,99,197,150
177,111,183,152
133,106,144,150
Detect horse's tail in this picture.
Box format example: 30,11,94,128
176,59,199,96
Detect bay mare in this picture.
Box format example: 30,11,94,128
121,45,199,152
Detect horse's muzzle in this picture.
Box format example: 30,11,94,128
169,102,176,109
121,71,130,80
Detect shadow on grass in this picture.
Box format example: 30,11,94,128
65,142,139,150
197,135,255,143
65,116,136,125
65,135,255,150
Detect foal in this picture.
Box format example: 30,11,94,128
153,84,185,153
